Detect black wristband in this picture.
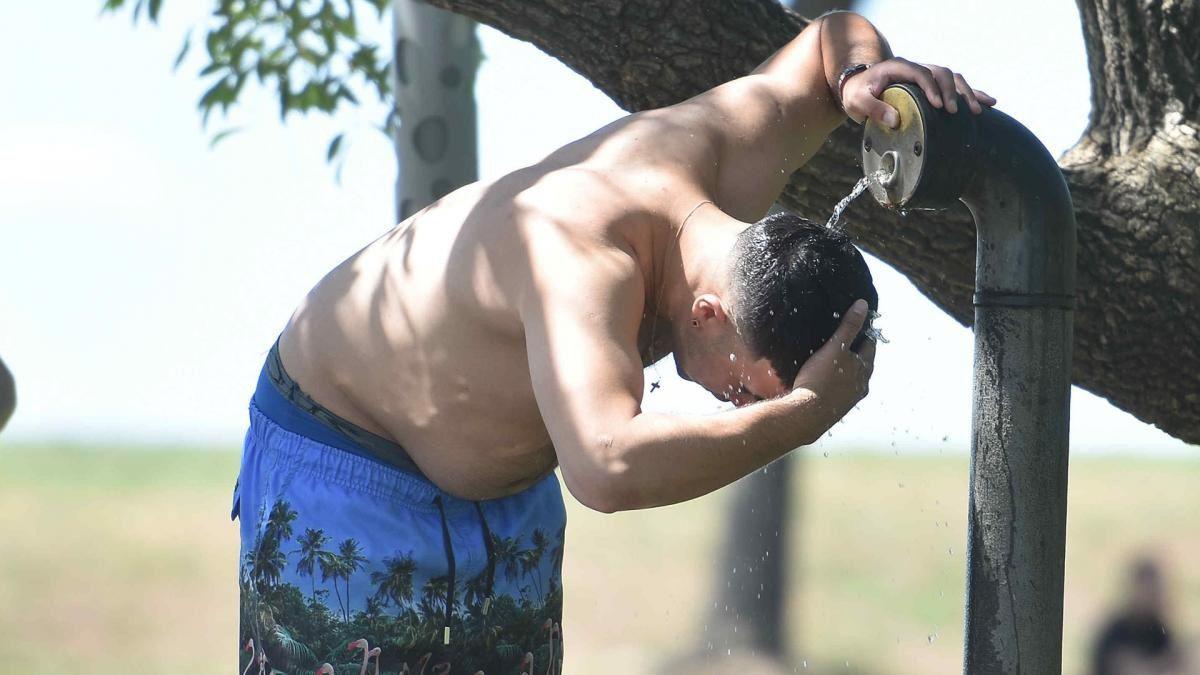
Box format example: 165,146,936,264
836,63,871,113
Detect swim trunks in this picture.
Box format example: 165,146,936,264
232,343,566,674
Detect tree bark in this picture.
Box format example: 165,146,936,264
424,0,1200,444
392,0,481,221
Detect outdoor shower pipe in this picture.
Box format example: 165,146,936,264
861,84,1077,674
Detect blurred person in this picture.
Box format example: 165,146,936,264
1092,557,1189,675
231,10,994,673
0,355,14,432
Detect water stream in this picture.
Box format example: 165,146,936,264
825,169,889,231
825,169,891,345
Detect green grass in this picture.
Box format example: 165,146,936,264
0,445,1196,674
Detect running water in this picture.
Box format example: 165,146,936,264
825,169,889,230
824,169,892,345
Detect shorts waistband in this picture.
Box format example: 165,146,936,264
247,400,479,512
251,341,427,478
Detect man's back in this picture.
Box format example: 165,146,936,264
278,106,718,500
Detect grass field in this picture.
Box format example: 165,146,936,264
0,445,1196,674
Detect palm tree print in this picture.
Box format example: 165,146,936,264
336,538,368,622
491,535,523,586
240,497,566,674
522,528,549,598
371,552,417,609
294,528,328,602
318,548,347,621
419,575,452,619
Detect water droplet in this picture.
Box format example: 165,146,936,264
729,353,737,362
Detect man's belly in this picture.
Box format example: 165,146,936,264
279,328,559,501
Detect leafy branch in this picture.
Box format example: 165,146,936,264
102,0,395,161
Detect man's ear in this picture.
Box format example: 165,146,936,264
690,294,729,329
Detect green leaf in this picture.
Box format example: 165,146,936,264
199,61,225,77
172,29,192,71
326,133,344,163
209,127,243,148
147,0,163,22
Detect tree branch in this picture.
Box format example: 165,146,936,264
427,0,1200,444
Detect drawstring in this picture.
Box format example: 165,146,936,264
433,496,455,646
474,502,496,616
433,497,499,645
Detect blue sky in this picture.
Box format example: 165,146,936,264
0,1,1192,454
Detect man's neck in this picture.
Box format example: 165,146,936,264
639,204,744,366
661,205,744,319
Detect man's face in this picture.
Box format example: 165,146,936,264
676,330,789,407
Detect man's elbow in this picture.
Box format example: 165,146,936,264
561,455,636,514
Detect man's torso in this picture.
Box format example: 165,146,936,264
277,100,782,500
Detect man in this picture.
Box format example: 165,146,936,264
1092,557,1189,675
0,355,13,433
232,11,993,673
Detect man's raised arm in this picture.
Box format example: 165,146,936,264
677,11,994,220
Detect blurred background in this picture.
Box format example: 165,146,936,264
0,0,1196,673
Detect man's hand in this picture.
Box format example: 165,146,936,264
841,57,997,128
789,299,876,442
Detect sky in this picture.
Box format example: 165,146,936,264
0,0,1193,455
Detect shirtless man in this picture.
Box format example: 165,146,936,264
0,355,14,432
232,11,993,673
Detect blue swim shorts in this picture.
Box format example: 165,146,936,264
231,344,566,674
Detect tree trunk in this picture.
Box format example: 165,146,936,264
423,0,1200,445
392,0,481,221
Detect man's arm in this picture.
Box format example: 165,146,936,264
521,236,872,513
676,11,993,221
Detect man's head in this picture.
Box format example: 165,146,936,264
671,212,878,406
1126,557,1167,618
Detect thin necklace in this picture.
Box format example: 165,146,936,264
648,199,714,392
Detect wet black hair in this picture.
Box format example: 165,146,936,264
729,211,879,385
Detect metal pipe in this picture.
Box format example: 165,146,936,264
861,84,1076,674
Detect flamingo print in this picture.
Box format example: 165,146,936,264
520,653,534,675
431,662,451,675
347,639,371,675
367,647,381,675
242,639,255,675
540,619,562,675
550,622,562,675
315,665,335,675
